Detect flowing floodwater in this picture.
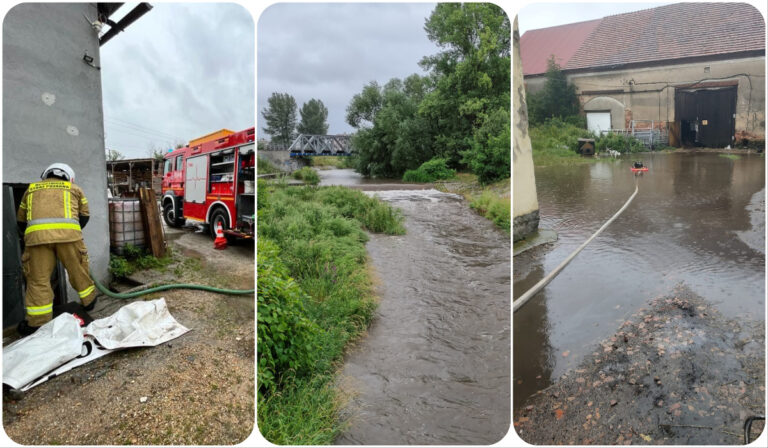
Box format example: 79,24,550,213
320,170,511,444
514,152,765,412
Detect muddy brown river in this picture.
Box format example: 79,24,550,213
514,152,765,412
319,170,511,445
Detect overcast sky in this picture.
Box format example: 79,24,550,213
516,2,673,35
101,3,254,159
257,3,443,137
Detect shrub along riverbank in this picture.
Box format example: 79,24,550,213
257,183,405,444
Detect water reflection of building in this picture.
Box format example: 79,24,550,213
513,263,553,411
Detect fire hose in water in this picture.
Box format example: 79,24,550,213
91,271,254,299
513,181,640,313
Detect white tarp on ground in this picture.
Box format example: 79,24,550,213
2,298,189,392
85,298,189,350
3,314,85,390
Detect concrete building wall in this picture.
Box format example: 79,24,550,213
525,56,765,141
257,150,308,172
513,18,539,242
572,57,765,138
3,3,110,291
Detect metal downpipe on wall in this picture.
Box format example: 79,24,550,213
513,182,640,313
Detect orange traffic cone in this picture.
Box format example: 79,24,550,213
214,221,228,250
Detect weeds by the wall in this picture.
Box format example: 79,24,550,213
530,118,595,166
257,184,405,444
108,244,173,278
595,132,645,153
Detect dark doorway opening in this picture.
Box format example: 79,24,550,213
675,86,737,148
3,183,69,332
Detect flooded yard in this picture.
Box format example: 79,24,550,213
514,152,765,434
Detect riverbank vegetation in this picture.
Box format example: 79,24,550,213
257,184,405,444
402,158,456,183
345,4,510,185
437,173,510,233
257,156,280,174
309,156,357,169
291,166,320,185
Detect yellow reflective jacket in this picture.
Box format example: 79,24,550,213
16,178,90,246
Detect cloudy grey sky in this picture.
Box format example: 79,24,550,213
101,2,254,159
515,2,672,35
257,3,443,137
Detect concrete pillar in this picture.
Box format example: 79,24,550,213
512,17,539,242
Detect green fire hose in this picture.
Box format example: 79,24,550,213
91,271,254,299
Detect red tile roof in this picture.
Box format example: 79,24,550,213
521,2,766,76
520,19,601,76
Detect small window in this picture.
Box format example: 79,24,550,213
704,65,711,73
164,159,171,174
176,155,183,171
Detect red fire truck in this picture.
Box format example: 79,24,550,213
161,127,255,239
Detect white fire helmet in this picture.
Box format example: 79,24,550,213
41,163,75,182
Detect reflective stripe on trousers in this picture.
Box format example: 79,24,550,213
78,285,95,298
27,303,53,316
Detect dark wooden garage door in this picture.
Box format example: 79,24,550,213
675,87,737,148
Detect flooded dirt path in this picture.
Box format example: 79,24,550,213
319,170,510,444
514,152,765,413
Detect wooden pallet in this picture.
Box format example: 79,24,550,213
138,187,166,258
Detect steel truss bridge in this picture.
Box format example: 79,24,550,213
264,134,354,157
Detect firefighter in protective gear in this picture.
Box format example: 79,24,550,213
16,163,96,335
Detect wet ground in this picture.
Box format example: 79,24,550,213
514,153,765,411
3,225,254,445
318,169,511,444
514,285,765,445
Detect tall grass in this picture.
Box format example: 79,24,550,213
258,156,280,174
257,184,405,444
530,118,595,166
469,191,510,233
292,167,320,185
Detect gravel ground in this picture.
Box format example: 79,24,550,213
514,285,765,445
3,226,255,445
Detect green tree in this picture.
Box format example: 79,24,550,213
296,99,329,135
346,82,383,128
106,148,124,161
419,3,511,174
346,75,435,178
261,92,297,144
526,57,580,125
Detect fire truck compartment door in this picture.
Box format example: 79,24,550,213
184,155,208,204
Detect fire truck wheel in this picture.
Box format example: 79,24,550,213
209,208,229,239
163,201,184,228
